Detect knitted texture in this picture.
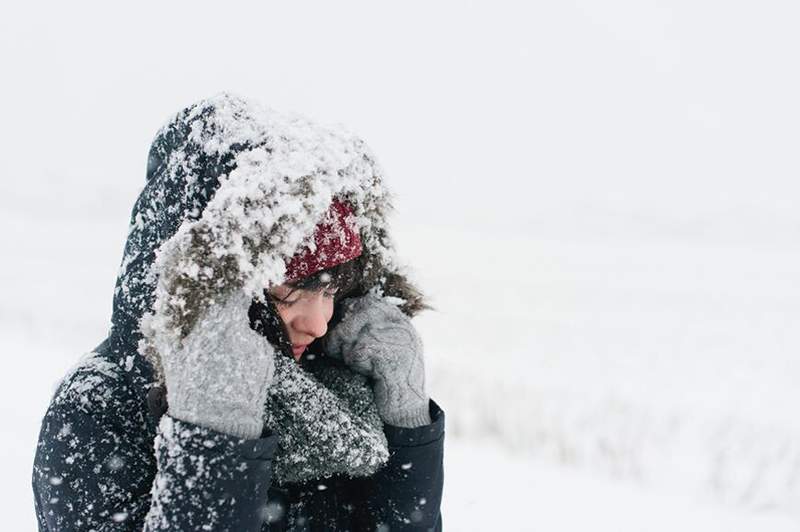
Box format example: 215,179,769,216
263,352,389,485
284,198,363,283
324,294,431,428
158,291,276,440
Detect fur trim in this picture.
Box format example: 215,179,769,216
128,93,427,383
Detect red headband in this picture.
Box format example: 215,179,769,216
284,198,363,283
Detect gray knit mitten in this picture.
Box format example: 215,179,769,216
324,294,431,428
162,290,276,440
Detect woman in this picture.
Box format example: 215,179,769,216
32,93,445,531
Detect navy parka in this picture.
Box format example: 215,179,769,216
31,94,445,531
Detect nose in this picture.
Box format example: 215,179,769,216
293,298,330,340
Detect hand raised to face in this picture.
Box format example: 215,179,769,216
324,294,431,428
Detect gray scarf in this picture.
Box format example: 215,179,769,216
263,352,390,486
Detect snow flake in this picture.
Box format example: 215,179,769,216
105,455,125,472
260,501,285,523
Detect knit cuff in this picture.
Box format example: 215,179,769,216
168,408,263,440
382,400,432,429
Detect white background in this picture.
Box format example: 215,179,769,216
2,1,799,530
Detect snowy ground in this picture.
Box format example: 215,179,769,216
444,439,799,532
400,222,800,528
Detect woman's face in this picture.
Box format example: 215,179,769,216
268,284,337,361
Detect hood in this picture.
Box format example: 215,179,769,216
110,92,425,384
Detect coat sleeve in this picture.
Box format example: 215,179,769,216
32,363,279,531
142,415,278,531
349,399,445,531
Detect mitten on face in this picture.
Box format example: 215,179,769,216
162,291,277,439
324,294,431,428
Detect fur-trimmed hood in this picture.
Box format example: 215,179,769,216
109,93,424,384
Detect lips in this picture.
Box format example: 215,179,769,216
292,344,309,356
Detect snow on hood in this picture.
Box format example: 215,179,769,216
110,93,415,380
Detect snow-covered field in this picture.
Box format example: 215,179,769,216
444,439,799,531
404,224,800,528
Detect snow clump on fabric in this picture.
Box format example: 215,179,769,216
136,93,401,381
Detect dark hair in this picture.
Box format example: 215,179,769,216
281,259,362,301
248,295,293,359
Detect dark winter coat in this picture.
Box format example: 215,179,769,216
32,93,445,531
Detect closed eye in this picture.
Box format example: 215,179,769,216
275,297,299,307
273,287,336,306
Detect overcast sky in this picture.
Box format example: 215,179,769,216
2,0,798,243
